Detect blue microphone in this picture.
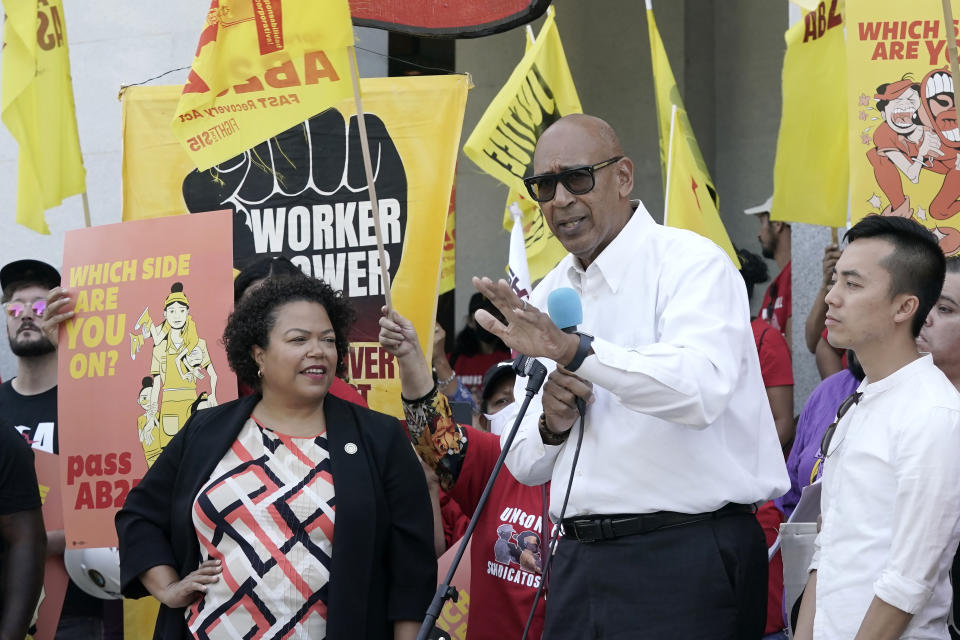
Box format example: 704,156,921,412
548,287,582,333
547,288,588,416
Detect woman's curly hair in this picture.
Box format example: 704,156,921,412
223,274,355,390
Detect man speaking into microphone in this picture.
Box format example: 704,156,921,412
473,114,788,639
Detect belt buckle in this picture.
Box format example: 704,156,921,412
573,520,601,543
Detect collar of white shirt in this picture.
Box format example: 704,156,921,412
564,200,654,295
858,353,932,398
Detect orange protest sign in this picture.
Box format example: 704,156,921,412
58,211,236,548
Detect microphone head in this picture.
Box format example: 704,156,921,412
547,287,582,332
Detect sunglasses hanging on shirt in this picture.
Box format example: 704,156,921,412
810,391,863,483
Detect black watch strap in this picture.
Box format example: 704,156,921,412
565,332,594,372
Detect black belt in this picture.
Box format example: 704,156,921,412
561,503,757,543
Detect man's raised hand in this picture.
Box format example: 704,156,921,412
471,276,579,365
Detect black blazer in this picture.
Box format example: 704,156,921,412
116,393,437,639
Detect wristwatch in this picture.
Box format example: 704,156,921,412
564,332,594,372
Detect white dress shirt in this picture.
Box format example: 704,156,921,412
810,354,960,640
501,202,789,520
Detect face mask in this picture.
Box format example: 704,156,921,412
484,410,513,436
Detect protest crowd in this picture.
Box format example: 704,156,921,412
3,2,960,640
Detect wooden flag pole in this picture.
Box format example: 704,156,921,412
831,227,838,244
81,192,92,228
942,0,960,92
347,45,393,311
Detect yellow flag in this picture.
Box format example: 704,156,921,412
664,106,739,265
465,7,579,281
121,86,194,220
648,4,712,197
772,0,847,226
503,187,568,281
172,0,355,171
463,7,582,194
1,0,86,234
648,5,736,265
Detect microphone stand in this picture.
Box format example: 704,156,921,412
416,358,546,640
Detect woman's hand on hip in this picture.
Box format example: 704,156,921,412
157,559,222,608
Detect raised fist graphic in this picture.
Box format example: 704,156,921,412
182,108,407,339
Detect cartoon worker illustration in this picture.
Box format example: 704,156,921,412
138,283,218,456
137,376,162,467
867,75,942,218
133,282,204,381
863,68,960,255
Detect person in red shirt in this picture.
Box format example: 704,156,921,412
380,308,548,640
746,197,792,339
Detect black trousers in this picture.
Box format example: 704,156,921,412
543,513,768,640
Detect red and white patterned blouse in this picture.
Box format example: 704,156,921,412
186,417,335,639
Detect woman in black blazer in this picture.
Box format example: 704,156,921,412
116,275,436,639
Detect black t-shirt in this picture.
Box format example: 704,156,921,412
0,380,103,619
0,420,41,516
0,381,58,454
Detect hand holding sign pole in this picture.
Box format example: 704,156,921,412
347,46,393,312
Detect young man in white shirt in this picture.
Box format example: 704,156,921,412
795,217,960,640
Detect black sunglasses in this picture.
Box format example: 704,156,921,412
522,156,623,203
819,391,863,461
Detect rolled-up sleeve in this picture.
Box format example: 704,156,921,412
874,406,960,613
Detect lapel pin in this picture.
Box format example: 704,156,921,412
344,442,358,455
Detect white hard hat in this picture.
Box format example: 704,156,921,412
64,547,122,600
744,196,773,215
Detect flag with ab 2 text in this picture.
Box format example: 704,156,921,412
846,0,960,255
648,4,737,265
1,0,85,234
172,0,355,171
772,0,848,227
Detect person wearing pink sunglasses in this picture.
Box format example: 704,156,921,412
0,259,112,639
